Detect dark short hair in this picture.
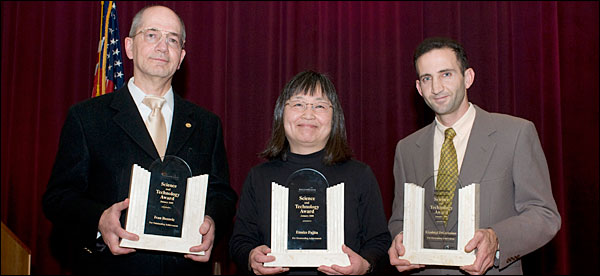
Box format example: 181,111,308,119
260,70,353,165
413,37,470,77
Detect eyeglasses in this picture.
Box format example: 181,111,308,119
285,101,333,113
133,28,184,49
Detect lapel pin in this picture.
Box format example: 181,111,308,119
185,123,192,128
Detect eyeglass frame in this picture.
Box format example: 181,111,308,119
132,27,185,49
284,100,333,113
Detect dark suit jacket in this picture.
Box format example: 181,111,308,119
43,86,237,274
388,105,561,275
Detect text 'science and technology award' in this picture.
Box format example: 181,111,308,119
402,175,479,266
120,156,208,255
265,168,350,267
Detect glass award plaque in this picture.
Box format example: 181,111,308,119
119,156,208,255
422,174,459,250
287,168,328,250
265,168,350,267
401,174,479,266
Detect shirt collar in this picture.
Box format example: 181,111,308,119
127,77,174,111
435,102,476,139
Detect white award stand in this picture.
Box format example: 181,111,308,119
402,183,479,266
120,164,208,255
265,182,350,267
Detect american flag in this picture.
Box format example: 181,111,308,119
92,1,124,97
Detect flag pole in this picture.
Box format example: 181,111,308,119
94,1,105,97
100,1,114,96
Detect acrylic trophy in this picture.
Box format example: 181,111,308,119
402,174,479,266
265,168,350,267
120,155,208,255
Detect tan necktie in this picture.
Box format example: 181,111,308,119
142,96,167,160
436,128,458,225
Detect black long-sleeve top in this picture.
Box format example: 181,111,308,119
230,149,391,274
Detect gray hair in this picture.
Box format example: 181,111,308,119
128,6,186,42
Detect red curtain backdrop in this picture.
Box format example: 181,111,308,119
1,1,597,274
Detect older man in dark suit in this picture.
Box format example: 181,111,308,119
388,37,561,275
42,5,237,274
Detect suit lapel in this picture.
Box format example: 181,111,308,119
111,87,159,160
446,106,496,232
459,105,496,186
414,122,435,187
166,93,196,156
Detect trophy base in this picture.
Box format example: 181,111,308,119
120,238,205,255
403,249,474,266
265,251,350,267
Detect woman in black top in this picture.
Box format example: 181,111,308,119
230,70,391,275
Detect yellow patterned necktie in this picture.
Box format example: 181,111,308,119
436,128,458,225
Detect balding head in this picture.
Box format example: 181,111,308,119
129,5,186,43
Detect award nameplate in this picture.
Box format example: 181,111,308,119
265,168,350,267
401,176,479,266
120,156,208,255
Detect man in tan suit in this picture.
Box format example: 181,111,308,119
387,37,561,275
